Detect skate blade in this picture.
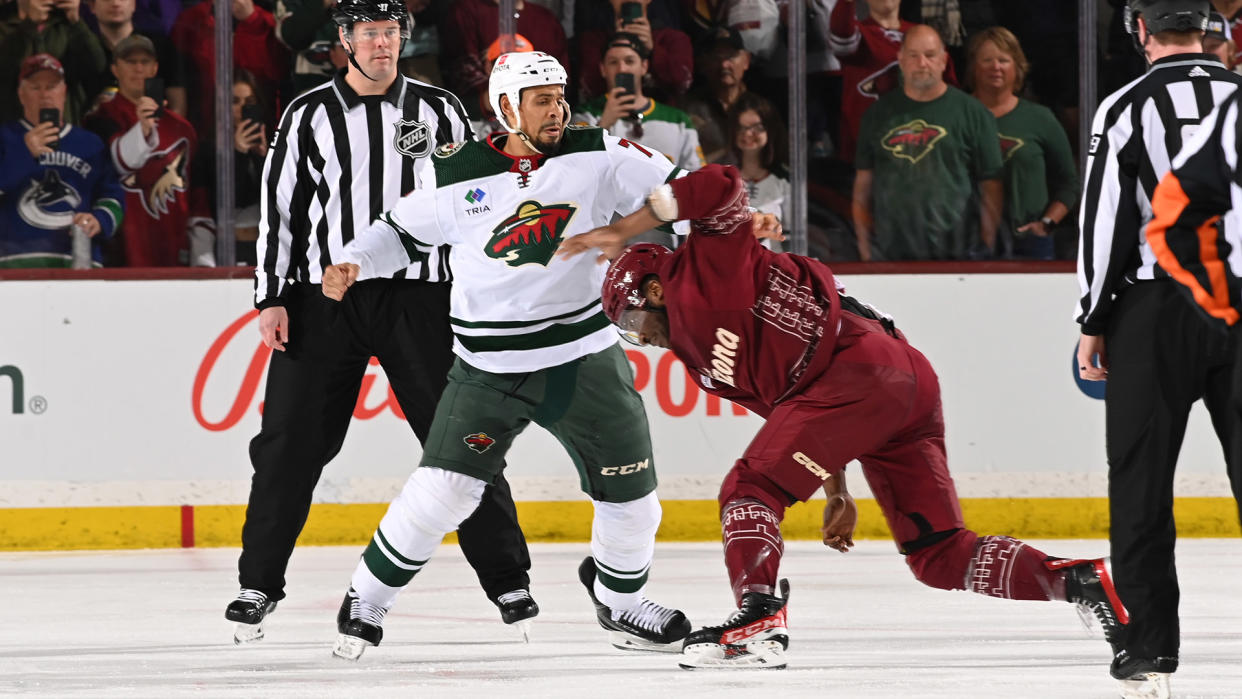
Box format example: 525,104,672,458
679,640,787,670
511,618,533,643
332,634,373,661
232,621,265,645
1118,673,1170,699
607,630,685,654
1074,603,1103,639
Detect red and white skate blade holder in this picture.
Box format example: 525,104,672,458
679,580,791,670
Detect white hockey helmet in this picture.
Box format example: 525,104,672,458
488,51,569,134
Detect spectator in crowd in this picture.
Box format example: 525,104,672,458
170,0,289,135
1211,0,1242,64
0,54,123,268
572,32,704,170
81,0,185,38
83,34,213,266
723,91,787,250
274,0,342,96
440,0,568,120
1205,10,1236,68
575,0,692,101
966,26,1076,261
733,0,840,159
830,0,954,164
396,0,448,85
469,33,535,139
852,25,1001,261
0,0,108,123
86,0,186,115
681,25,752,163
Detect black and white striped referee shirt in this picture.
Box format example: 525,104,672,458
1076,53,1242,335
254,70,471,308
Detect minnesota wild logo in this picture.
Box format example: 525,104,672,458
881,119,947,164
998,133,1025,162
486,200,577,267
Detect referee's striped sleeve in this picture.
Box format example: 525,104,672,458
254,98,311,308
1076,91,1140,334
1147,95,1241,326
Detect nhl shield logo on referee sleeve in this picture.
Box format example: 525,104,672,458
394,119,432,158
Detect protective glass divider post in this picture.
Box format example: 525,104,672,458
1078,0,1099,175
214,5,236,267
787,0,808,257
498,0,517,56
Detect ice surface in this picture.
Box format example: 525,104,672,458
2,540,1239,698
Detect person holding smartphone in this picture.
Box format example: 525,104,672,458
0,54,123,268
82,34,214,267
572,32,703,172
572,0,693,100
0,0,109,123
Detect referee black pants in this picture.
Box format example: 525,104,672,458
1104,281,1236,662
238,279,531,603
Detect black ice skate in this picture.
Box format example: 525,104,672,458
577,556,690,653
1111,651,1176,699
1058,557,1129,655
332,587,389,661
679,579,791,670
493,589,539,642
225,588,277,644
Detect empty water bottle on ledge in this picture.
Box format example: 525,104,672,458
70,223,91,269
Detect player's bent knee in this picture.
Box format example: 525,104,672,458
718,461,790,517
904,528,976,591
592,491,661,547
396,466,488,533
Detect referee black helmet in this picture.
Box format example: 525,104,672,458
333,0,411,35
1124,0,1210,37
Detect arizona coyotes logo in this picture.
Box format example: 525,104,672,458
486,200,577,267
857,61,901,99
122,136,191,218
463,432,496,453
881,119,947,164
998,133,1025,162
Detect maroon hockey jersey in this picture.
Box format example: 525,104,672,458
658,166,843,415
85,94,206,266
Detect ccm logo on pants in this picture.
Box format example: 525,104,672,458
601,459,650,476
793,452,830,481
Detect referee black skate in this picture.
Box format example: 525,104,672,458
225,0,536,644
1075,1,1241,696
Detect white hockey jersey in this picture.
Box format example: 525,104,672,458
343,127,685,373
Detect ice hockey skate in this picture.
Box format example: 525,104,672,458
1056,557,1128,653
224,588,277,644
679,579,790,670
332,587,388,661
1111,652,1175,699
494,588,539,642
577,556,690,653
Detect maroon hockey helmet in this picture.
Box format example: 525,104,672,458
602,244,673,323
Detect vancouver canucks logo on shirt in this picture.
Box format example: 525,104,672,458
18,169,80,230
485,200,577,267
394,119,432,158
881,119,947,164
998,133,1025,162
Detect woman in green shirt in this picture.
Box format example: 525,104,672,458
967,27,1079,260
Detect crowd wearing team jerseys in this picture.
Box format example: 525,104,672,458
3,0,1237,267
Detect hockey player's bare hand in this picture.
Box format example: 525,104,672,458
752,213,785,242
821,493,857,553
258,306,290,352
24,121,60,158
558,228,627,263
1077,332,1108,381
322,262,360,301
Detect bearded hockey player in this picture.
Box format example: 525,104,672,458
558,164,1126,672
319,51,693,660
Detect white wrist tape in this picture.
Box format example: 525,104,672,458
647,184,678,223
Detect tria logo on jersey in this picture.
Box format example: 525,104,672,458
463,187,490,215
485,200,577,267
882,119,947,164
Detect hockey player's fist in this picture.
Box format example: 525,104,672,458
322,263,360,301
820,493,857,553
752,212,784,242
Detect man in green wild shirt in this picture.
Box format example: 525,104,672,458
853,25,1003,261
